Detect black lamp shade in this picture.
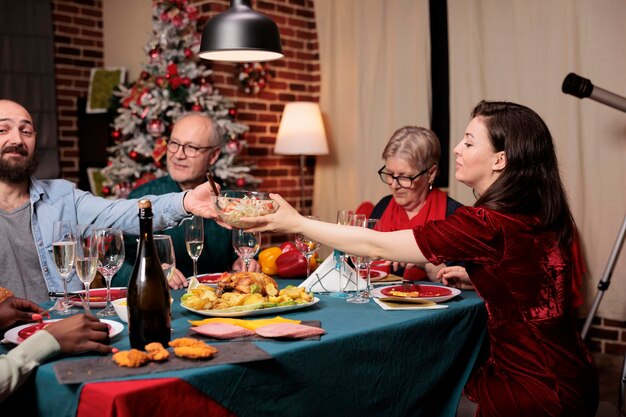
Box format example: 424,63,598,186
198,0,283,62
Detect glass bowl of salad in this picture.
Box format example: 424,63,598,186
214,190,278,228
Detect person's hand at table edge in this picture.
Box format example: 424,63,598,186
0,297,44,331
45,313,114,355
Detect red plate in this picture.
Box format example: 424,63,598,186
68,288,127,308
17,321,112,340
196,273,225,284
380,284,452,298
18,322,50,340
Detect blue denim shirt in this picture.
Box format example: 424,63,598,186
29,178,190,293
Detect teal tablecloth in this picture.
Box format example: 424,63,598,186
2,281,487,417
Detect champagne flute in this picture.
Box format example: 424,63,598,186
294,215,321,278
154,235,176,282
76,224,98,312
185,216,204,282
52,221,78,314
232,228,261,271
94,228,125,317
346,213,367,304
331,209,354,298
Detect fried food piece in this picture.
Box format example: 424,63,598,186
112,349,150,368
0,287,13,303
145,342,170,361
168,337,218,359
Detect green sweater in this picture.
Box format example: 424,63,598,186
114,175,236,286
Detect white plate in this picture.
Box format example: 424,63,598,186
3,319,124,345
371,283,461,303
181,297,320,318
69,287,127,308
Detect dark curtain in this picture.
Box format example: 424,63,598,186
0,0,59,178
429,0,450,188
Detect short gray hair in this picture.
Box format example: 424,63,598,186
382,126,440,172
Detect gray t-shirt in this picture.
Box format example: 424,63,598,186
0,201,49,303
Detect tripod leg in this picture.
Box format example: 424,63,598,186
581,215,626,340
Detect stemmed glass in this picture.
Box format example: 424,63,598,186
52,221,78,314
232,229,261,271
360,218,379,300
346,213,367,303
154,234,176,282
76,224,98,312
294,215,321,278
94,228,125,317
184,216,204,281
331,209,353,298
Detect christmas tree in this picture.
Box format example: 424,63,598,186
102,0,260,198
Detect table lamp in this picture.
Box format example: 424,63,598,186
198,0,283,62
274,102,329,213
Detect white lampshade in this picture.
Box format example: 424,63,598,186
275,102,329,155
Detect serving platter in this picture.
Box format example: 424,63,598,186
181,297,320,318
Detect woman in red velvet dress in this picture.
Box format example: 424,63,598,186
243,100,599,416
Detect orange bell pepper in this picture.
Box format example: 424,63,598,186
258,246,282,275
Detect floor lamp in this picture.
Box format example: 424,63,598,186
274,102,329,214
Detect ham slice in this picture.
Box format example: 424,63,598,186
190,322,254,339
255,323,325,339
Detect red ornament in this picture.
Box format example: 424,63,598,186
147,119,165,137
167,63,178,77
170,76,182,90
129,150,139,160
111,130,121,140
181,77,191,87
184,48,193,59
156,77,166,87
101,186,111,196
228,108,237,117
191,103,202,112
149,48,161,61
140,71,150,80
236,178,246,187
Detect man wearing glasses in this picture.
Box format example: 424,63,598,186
118,113,259,290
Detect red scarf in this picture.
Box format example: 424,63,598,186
377,188,448,280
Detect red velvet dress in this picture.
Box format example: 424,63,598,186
415,207,598,417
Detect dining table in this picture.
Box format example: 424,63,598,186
1,279,487,417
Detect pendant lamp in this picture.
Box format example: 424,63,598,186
198,0,283,62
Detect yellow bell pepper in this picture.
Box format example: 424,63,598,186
258,246,282,275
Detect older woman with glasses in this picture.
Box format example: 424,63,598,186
371,126,470,287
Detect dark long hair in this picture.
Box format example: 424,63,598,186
472,100,575,245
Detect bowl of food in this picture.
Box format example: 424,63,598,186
112,297,173,323
112,298,128,323
214,190,278,228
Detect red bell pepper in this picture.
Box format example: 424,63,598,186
275,250,308,277
280,241,298,253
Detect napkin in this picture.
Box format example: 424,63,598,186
373,297,448,311
299,253,364,293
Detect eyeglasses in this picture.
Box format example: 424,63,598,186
377,166,430,188
166,139,216,157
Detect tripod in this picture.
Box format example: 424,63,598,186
580,215,626,412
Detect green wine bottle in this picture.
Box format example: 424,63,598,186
127,199,171,349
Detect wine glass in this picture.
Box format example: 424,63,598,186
154,234,176,282
76,224,98,312
331,209,354,298
52,221,78,314
294,215,321,278
360,218,379,299
94,228,125,317
232,228,261,271
346,213,367,304
185,216,204,281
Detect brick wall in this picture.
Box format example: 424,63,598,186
51,0,104,181
587,317,626,356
